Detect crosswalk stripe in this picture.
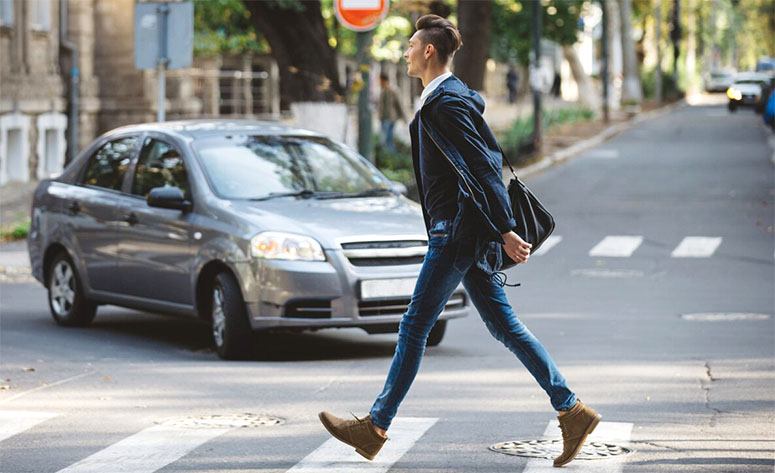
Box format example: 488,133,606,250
589,236,643,257
55,421,232,473
286,417,437,473
671,237,722,257
533,236,563,256
522,420,634,472
0,410,59,442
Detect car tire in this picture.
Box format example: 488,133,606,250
426,320,447,347
47,252,97,327
728,102,737,112
210,271,254,360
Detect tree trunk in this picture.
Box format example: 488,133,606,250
453,1,491,91
619,0,643,104
244,1,343,110
562,45,599,110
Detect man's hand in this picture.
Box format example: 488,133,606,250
501,231,532,264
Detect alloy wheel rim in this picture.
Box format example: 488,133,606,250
50,261,75,316
212,285,226,347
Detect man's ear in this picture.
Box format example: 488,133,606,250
424,43,435,61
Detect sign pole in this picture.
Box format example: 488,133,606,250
156,4,170,122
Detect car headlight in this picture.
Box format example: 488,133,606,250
250,231,325,261
727,87,742,100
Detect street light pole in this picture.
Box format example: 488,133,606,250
600,0,610,123
531,0,542,152
156,3,169,122
356,30,374,162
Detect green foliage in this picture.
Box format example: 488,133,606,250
0,220,29,241
490,0,585,65
193,0,268,55
499,105,596,163
641,67,684,101
372,136,418,199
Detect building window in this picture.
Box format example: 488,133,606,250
30,0,51,31
0,0,13,27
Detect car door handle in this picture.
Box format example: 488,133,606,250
68,201,81,214
124,212,139,225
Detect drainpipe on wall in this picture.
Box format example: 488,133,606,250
59,0,79,166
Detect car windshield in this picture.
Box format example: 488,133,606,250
193,134,392,200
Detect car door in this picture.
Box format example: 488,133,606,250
68,135,140,293
114,134,195,305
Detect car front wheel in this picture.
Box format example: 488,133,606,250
210,271,254,360
47,252,97,327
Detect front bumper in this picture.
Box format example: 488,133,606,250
238,248,470,331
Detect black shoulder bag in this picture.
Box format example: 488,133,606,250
495,143,555,271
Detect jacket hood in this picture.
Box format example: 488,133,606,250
423,74,486,115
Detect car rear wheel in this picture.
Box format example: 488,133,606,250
47,252,97,327
426,320,447,347
211,271,254,360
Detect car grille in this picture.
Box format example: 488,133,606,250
341,239,427,266
359,292,466,317
284,299,332,318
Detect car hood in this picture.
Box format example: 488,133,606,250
227,195,428,248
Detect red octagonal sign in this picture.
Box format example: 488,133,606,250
335,0,389,32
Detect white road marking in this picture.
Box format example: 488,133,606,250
522,420,634,473
533,236,563,256
589,236,643,257
0,410,59,442
670,237,722,258
286,417,437,473
56,421,232,473
0,371,95,405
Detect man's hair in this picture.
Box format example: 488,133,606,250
379,72,389,81
415,14,462,65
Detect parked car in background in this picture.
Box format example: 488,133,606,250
727,72,770,112
703,69,736,93
27,120,471,359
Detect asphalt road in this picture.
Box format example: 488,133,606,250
1,97,773,473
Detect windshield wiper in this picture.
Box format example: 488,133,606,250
315,188,395,199
249,189,317,201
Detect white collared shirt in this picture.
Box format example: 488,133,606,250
419,71,453,108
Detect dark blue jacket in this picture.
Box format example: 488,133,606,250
409,74,517,284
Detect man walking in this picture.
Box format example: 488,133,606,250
378,72,407,153
319,14,601,468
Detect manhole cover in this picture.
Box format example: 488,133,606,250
680,312,772,321
490,439,633,460
157,413,284,429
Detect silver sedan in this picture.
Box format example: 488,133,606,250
27,120,470,359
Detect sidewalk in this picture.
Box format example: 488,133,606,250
0,239,34,283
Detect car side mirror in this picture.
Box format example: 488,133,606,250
147,186,192,212
389,180,408,196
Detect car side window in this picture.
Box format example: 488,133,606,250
81,137,138,191
132,138,190,199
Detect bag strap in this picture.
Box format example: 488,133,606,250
494,141,519,181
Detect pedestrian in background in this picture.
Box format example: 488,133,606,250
378,72,407,153
507,64,519,104
319,14,601,468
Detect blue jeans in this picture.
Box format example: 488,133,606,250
369,218,577,430
381,119,397,152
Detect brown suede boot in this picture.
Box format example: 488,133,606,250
553,399,602,467
318,411,388,460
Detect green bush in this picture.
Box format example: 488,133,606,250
641,67,684,101
499,105,596,165
1,220,30,241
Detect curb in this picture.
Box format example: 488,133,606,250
512,98,688,180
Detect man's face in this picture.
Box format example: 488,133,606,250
403,31,430,78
